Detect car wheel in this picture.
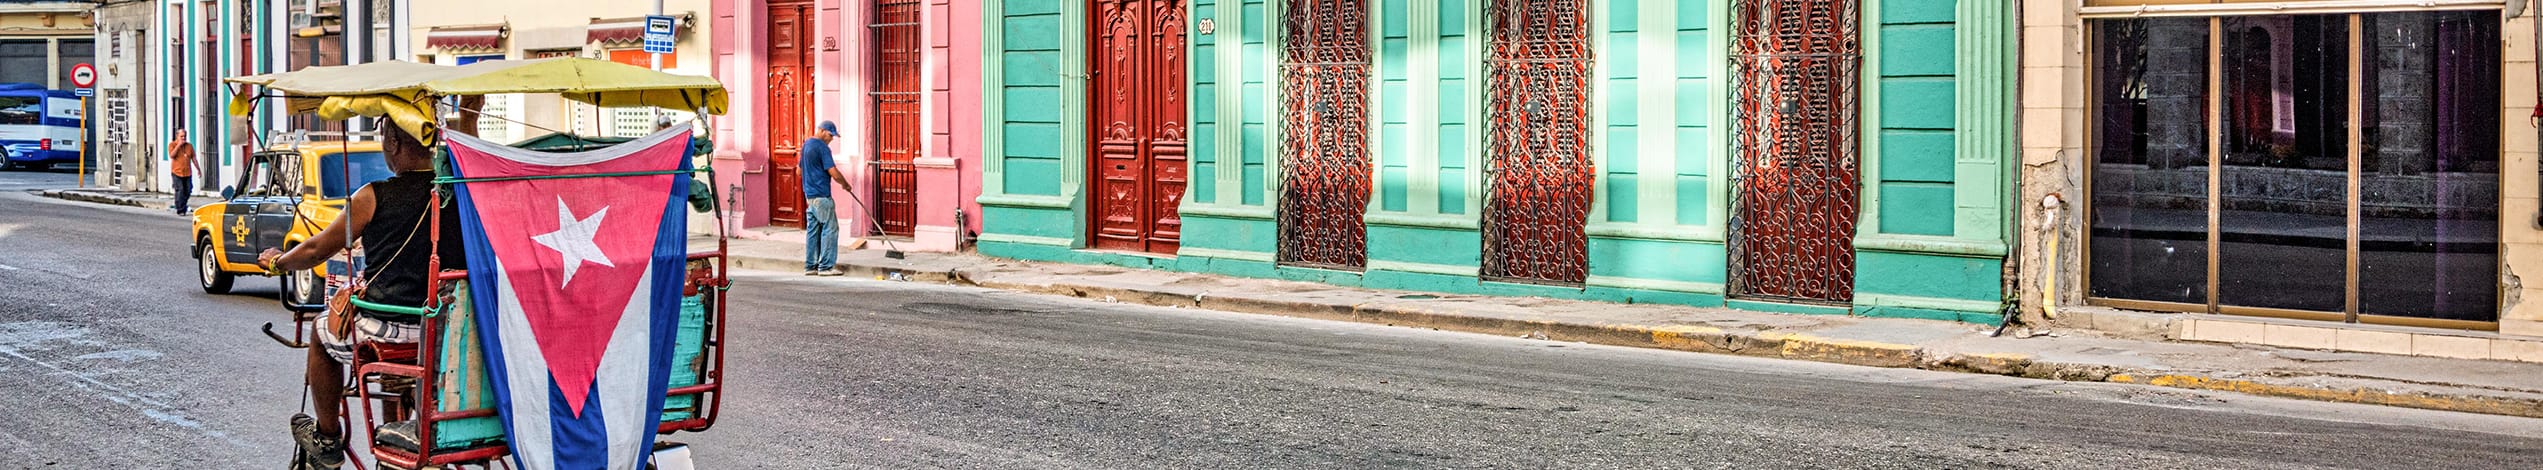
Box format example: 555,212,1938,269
280,258,326,312
198,239,235,294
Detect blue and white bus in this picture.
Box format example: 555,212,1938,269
0,83,83,170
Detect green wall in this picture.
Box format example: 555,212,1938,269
980,0,2016,324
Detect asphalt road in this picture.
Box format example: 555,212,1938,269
4,169,2542,469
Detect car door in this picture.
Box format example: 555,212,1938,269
253,153,298,253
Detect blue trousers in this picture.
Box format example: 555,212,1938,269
804,197,838,271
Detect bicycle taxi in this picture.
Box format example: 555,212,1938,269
227,58,733,470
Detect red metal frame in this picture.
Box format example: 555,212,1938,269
1087,0,1189,255
872,0,924,237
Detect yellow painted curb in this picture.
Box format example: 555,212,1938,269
2108,374,2543,419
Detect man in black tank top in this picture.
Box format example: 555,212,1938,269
257,124,462,468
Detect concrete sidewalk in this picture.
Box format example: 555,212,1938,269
726,238,2543,419
33,188,180,211
35,188,2543,419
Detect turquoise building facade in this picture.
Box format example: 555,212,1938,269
977,0,2019,324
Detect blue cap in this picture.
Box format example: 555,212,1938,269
818,121,838,135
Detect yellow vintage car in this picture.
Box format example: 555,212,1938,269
190,136,394,310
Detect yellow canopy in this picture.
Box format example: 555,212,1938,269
225,58,729,144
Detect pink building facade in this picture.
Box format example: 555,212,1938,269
709,0,983,252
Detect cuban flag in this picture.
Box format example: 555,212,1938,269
448,124,693,470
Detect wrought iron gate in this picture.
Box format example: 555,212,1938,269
1481,0,1595,284
872,0,922,237
1088,0,1190,254
765,1,816,228
1275,0,1373,269
1727,0,1861,302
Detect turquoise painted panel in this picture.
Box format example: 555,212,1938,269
1437,80,1467,118
1879,78,1955,130
1382,82,1409,122
1003,123,1063,158
1672,79,1706,127
1437,37,1469,79
1607,40,1639,79
1880,25,1955,77
1006,0,1061,15
1243,43,1269,81
1438,124,1468,165
1439,167,1467,214
1609,0,1637,32
1241,2,1266,41
1241,83,1268,123
1854,305,1998,324
1439,1,1467,35
1382,38,1409,80
1855,251,2004,302
1194,83,1218,121
1193,45,1218,83
1677,0,1706,29
1241,123,1267,164
1193,122,1218,163
1192,163,1218,204
1878,130,1953,183
1187,256,1280,279
1367,224,1483,266
1364,270,1480,296
1675,32,1707,79
1880,0,1955,25
1674,175,1707,226
1607,78,1638,124
1242,164,1265,205
980,205,1075,239
1587,237,1726,283
1606,177,1638,223
1381,166,1409,212
1004,88,1063,122
1182,214,1277,252
1607,128,1639,172
1004,159,1064,196
1673,127,1706,176
1585,286,1726,308
1383,0,1409,35
1003,52,1064,85
1878,182,1955,236
1002,19,1061,51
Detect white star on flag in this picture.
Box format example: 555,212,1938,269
530,197,614,286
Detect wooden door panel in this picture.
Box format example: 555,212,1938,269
1481,0,1594,284
1087,0,1185,254
765,3,811,228
1728,0,1860,302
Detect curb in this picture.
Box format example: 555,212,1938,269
787,253,2543,419
33,189,170,210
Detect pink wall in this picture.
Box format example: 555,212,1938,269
710,0,981,250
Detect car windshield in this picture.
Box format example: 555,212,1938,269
318,151,396,199
0,97,36,125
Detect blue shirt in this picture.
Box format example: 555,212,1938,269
798,137,834,199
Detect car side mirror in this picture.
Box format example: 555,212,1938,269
221,186,237,199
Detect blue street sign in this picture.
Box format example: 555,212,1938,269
643,16,677,55
74,88,93,97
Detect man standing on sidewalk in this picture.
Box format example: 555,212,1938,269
802,120,850,276
167,128,196,214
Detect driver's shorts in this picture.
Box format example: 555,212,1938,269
317,313,423,364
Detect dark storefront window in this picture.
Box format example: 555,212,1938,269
2089,17,2210,306
2089,11,2501,327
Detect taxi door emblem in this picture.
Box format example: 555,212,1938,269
231,215,251,243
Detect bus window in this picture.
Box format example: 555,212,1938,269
0,97,36,125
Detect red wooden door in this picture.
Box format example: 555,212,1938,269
872,0,922,237
1727,0,1860,303
1482,0,1594,284
765,1,815,228
1275,0,1373,270
1088,0,1189,254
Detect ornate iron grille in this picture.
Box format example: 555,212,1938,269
1481,0,1594,284
1276,0,1373,269
1727,0,1861,302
